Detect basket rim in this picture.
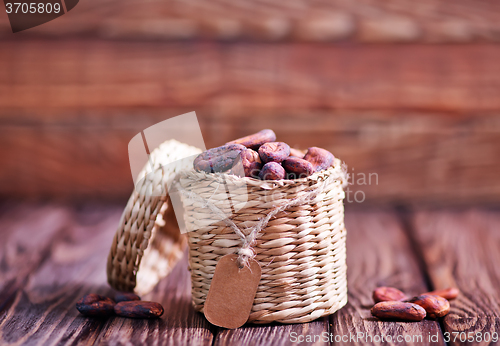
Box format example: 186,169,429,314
178,157,347,191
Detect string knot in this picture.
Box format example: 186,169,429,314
238,248,254,258
237,247,254,268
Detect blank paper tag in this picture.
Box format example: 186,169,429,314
204,254,261,329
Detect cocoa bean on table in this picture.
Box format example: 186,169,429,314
114,292,141,303
259,162,286,181
408,294,450,319
194,144,246,173
303,147,334,172
421,287,459,300
371,301,426,322
76,294,115,317
258,142,290,163
114,301,164,319
226,129,276,150
372,287,407,303
282,157,314,179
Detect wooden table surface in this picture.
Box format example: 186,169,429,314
0,203,499,345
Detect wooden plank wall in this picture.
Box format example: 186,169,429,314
0,39,499,205
2,0,500,42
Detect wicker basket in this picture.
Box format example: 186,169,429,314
107,139,348,325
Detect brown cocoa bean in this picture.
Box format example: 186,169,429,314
114,301,164,319
76,294,115,317
240,149,262,178
373,287,407,303
226,129,276,150
194,144,246,173
371,301,426,322
289,148,306,159
421,287,459,300
114,292,141,303
303,147,334,172
408,295,450,319
244,162,262,178
258,142,290,163
259,162,286,180
282,157,314,179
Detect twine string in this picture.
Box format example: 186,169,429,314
172,172,342,269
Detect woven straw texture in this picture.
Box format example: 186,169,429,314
107,138,348,325
177,160,348,324
107,139,202,295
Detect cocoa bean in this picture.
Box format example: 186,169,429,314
259,162,286,180
114,301,164,319
194,144,246,173
373,287,407,303
371,301,426,322
282,157,314,179
240,149,262,178
76,294,115,317
303,147,334,172
244,162,262,178
408,295,450,319
289,148,306,159
421,287,459,300
258,142,290,163
114,292,141,303
226,129,276,150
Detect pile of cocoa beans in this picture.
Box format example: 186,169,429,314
371,287,459,322
76,292,164,319
193,129,335,180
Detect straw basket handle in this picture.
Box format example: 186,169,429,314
106,139,202,295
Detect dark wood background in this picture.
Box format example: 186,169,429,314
1,0,499,206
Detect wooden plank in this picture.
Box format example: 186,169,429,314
2,0,500,42
214,317,329,346
329,211,445,345
0,204,69,313
1,110,499,206
95,255,214,346
411,210,500,346
0,205,121,345
0,204,214,345
0,124,136,200
1,42,500,111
